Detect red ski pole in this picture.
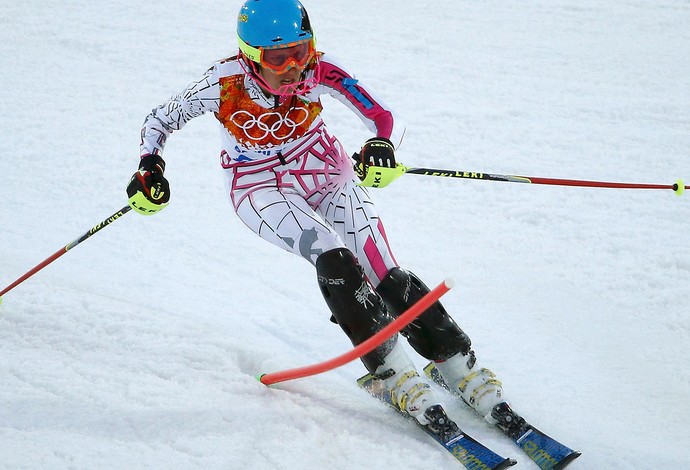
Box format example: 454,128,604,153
0,205,132,303
359,164,687,195
258,279,454,386
404,167,688,194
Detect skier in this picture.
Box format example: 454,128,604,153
126,0,509,436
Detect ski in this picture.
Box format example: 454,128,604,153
358,373,517,469
423,363,581,470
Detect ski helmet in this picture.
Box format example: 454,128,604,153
237,0,315,63
236,0,319,97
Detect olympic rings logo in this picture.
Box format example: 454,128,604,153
229,106,310,142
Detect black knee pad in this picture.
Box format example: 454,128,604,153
315,248,395,372
376,267,471,361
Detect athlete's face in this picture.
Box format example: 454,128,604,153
258,66,304,95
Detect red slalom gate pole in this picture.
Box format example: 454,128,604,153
258,279,454,386
0,205,131,302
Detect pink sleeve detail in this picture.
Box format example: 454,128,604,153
319,60,395,140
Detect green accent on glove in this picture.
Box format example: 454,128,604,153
358,164,407,188
128,190,169,215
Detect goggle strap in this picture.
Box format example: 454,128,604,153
237,34,262,63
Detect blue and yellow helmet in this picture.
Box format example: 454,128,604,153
237,0,315,64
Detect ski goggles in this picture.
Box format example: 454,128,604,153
239,36,315,74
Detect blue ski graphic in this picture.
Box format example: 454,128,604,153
423,363,581,470
358,373,516,469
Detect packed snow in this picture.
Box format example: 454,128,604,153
1,1,689,468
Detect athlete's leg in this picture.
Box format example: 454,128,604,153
226,143,394,372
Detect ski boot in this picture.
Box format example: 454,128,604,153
434,350,507,424
376,341,448,426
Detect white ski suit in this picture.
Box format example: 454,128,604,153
140,53,405,286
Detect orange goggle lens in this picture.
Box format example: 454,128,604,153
260,40,314,73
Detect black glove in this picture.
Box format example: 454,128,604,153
353,137,396,179
126,154,170,215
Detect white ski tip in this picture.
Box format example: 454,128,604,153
444,278,455,289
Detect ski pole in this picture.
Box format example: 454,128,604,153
407,167,687,193
258,279,453,386
360,164,688,195
0,205,132,303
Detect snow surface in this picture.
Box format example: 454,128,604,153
1,1,689,468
